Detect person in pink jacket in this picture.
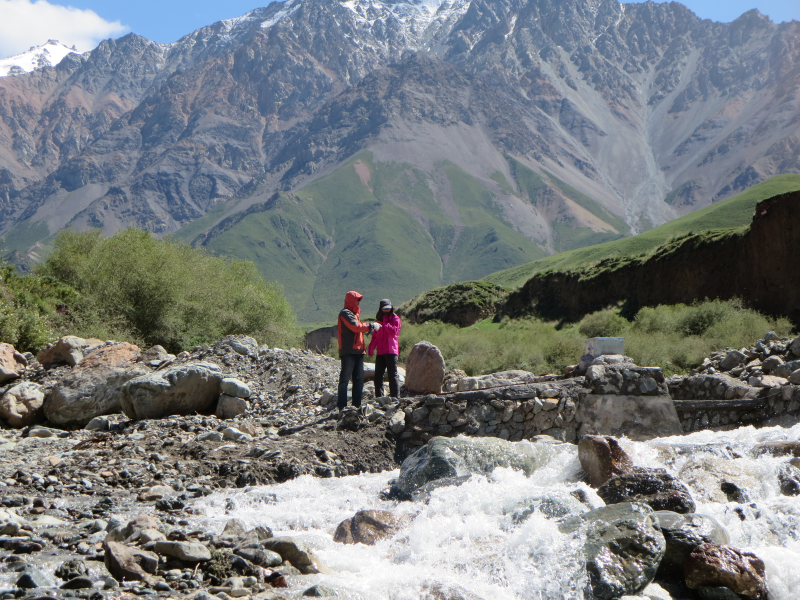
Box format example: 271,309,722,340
368,298,402,397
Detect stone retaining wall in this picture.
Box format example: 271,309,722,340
392,365,800,452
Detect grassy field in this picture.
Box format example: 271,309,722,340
485,174,800,289
395,299,793,376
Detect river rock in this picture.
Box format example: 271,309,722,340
560,502,665,600
654,511,730,578
509,490,595,523
685,544,768,600
397,436,554,496
404,342,446,394
120,361,222,420
44,343,146,427
221,378,251,398
154,541,212,562
103,541,159,584
261,537,329,574
216,395,248,419
388,410,406,434
36,335,103,367
719,351,747,371
578,435,633,487
106,514,163,543
420,582,485,600
598,468,696,513
753,440,800,457
221,335,258,357
16,567,50,588
55,559,88,581
234,546,283,567
0,343,27,383
0,381,45,427
790,336,800,357
137,485,177,502
333,509,409,545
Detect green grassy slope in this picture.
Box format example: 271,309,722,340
485,174,800,289
181,152,551,323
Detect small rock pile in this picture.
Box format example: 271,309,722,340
689,332,800,388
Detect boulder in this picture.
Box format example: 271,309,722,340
220,335,258,357
333,510,409,545
216,395,248,419
55,559,88,581
789,369,800,385
153,541,211,562
575,394,682,441
509,490,595,523
654,511,730,578
761,355,784,372
685,544,768,600
261,537,329,574
0,343,26,383
773,359,800,378
560,502,665,600
220,378,251,398
597,468,696,514
404,342,446,394
388,410,406,434
234,547,282,567
752,440,800,458
16,567,50,588
397,436,555,496
103,541,158,584
36,336,103,367
120,361,222,420
578,435,633,487
719,351,747,371
105,514,163,544
0,381,45,427
44,343,146,427
137,485,177,502
790,336,800,357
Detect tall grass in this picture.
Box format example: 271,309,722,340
397,299,793,376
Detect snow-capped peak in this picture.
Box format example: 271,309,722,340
0,40,81,77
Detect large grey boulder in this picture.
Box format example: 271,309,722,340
404,341,446,394
597,468,696,514
103,541,158,585
397,436,556,496
261,537,329,574
560,502,665,600
0,382,45,427
44,343,147,427
120,362,222,420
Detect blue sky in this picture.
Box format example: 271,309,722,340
0,0,797,58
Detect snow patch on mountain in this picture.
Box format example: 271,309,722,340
0,40,81,77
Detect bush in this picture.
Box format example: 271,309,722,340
396,299,792,377
38,228,299,352
0,264,77,352
578,308,630,338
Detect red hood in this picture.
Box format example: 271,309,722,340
344,290,363,316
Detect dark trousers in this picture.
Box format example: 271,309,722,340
338,353,364,409
374,354,399,398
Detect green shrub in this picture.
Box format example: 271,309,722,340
38,228,299,352
578,308,630,338
0,264,77,352
396,299,792,377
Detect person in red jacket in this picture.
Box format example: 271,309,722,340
368,298,401,398
337,290,379,410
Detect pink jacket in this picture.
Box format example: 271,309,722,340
368,313,401,356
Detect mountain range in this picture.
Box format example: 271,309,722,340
0,0,798,322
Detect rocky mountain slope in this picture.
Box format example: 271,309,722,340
0,40,81,77
0,0,798,320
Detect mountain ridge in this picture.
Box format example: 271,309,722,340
0,0,798,321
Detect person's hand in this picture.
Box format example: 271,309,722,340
372,322,381,331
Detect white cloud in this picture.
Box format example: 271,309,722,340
0,0,128,58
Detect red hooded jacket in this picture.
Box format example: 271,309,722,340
338,291,371,356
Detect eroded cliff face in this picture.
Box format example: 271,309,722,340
503,191,800,325
0,0,798,273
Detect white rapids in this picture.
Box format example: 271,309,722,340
192,423,800,600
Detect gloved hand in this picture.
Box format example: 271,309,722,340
371,322,381,332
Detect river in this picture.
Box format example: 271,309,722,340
193,424,800,600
